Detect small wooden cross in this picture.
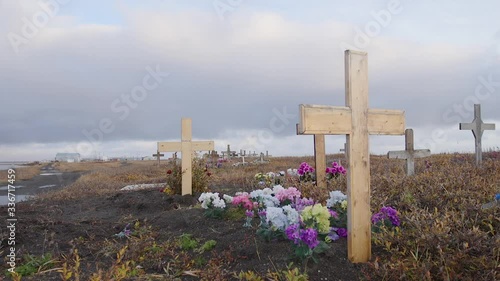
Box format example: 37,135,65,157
157,118,214,195
297,50,405,262
459,104,496,166
387,129,430,176
152,151,164,166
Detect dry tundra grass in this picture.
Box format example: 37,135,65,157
28,152,500,279
0,164,44,184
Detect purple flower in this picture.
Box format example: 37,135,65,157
292,197,315,212
245,210,254,217
285,224,300,244
328,227,340,241
300,228,319,249
258,210,267,217
372,206,400,226
371,212,385,224
336,228,348,238
329,209,338,218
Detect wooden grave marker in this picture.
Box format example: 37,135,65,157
296,124,327,189
387,129,430,176
297,50,405,262
157,118,214,195
339,143,347,166
152,151,164,166
459,104,496,166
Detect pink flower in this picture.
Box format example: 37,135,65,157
232,194,254,210
275,187,301,202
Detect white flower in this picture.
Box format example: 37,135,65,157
212,197,226,209
250,190,264,198
279,171,286,176
265,207,288,230
223,194,233,203
326,190,347,208
287,168,298,176
266,172,276,178
272,185,285,194
262,195,280,208
262,188,273,195
282,205,299,225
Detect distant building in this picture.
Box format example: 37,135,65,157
55,153,81,163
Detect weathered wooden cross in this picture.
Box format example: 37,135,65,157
387,129,430,176
297,50,405,263
296,124,327,189
152,151,164,166
157,118,214,195
459,104,496,167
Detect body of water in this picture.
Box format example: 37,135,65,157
0,163,26,171
0,194,31,205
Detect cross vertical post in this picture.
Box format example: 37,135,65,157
314,135,327,189
459,104,496,167
181,119,193,196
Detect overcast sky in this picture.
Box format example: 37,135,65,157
0,0,499,161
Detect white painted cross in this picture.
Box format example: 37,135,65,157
459,104,496,167
387,129,430,176
157,118,214,195
297,50,405,263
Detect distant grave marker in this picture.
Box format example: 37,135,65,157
387,129,430,176
152,151,164,166
157,118,214,195
297,50,405,262
459,104,496,167
339,143,347,166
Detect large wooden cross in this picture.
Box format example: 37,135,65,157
157,118,214,195
297,50,405,263
459,104,496,167
387,129,430,176
296,124,327,188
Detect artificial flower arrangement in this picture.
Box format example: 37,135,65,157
254,171,286,186
325,161,347,179
297,162,316,182
198,187,400,263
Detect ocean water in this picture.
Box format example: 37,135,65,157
0,164,25,171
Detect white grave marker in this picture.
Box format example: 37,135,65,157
387,129,430,176
459,104,496,166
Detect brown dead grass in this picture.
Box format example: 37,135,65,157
0,164,44,184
